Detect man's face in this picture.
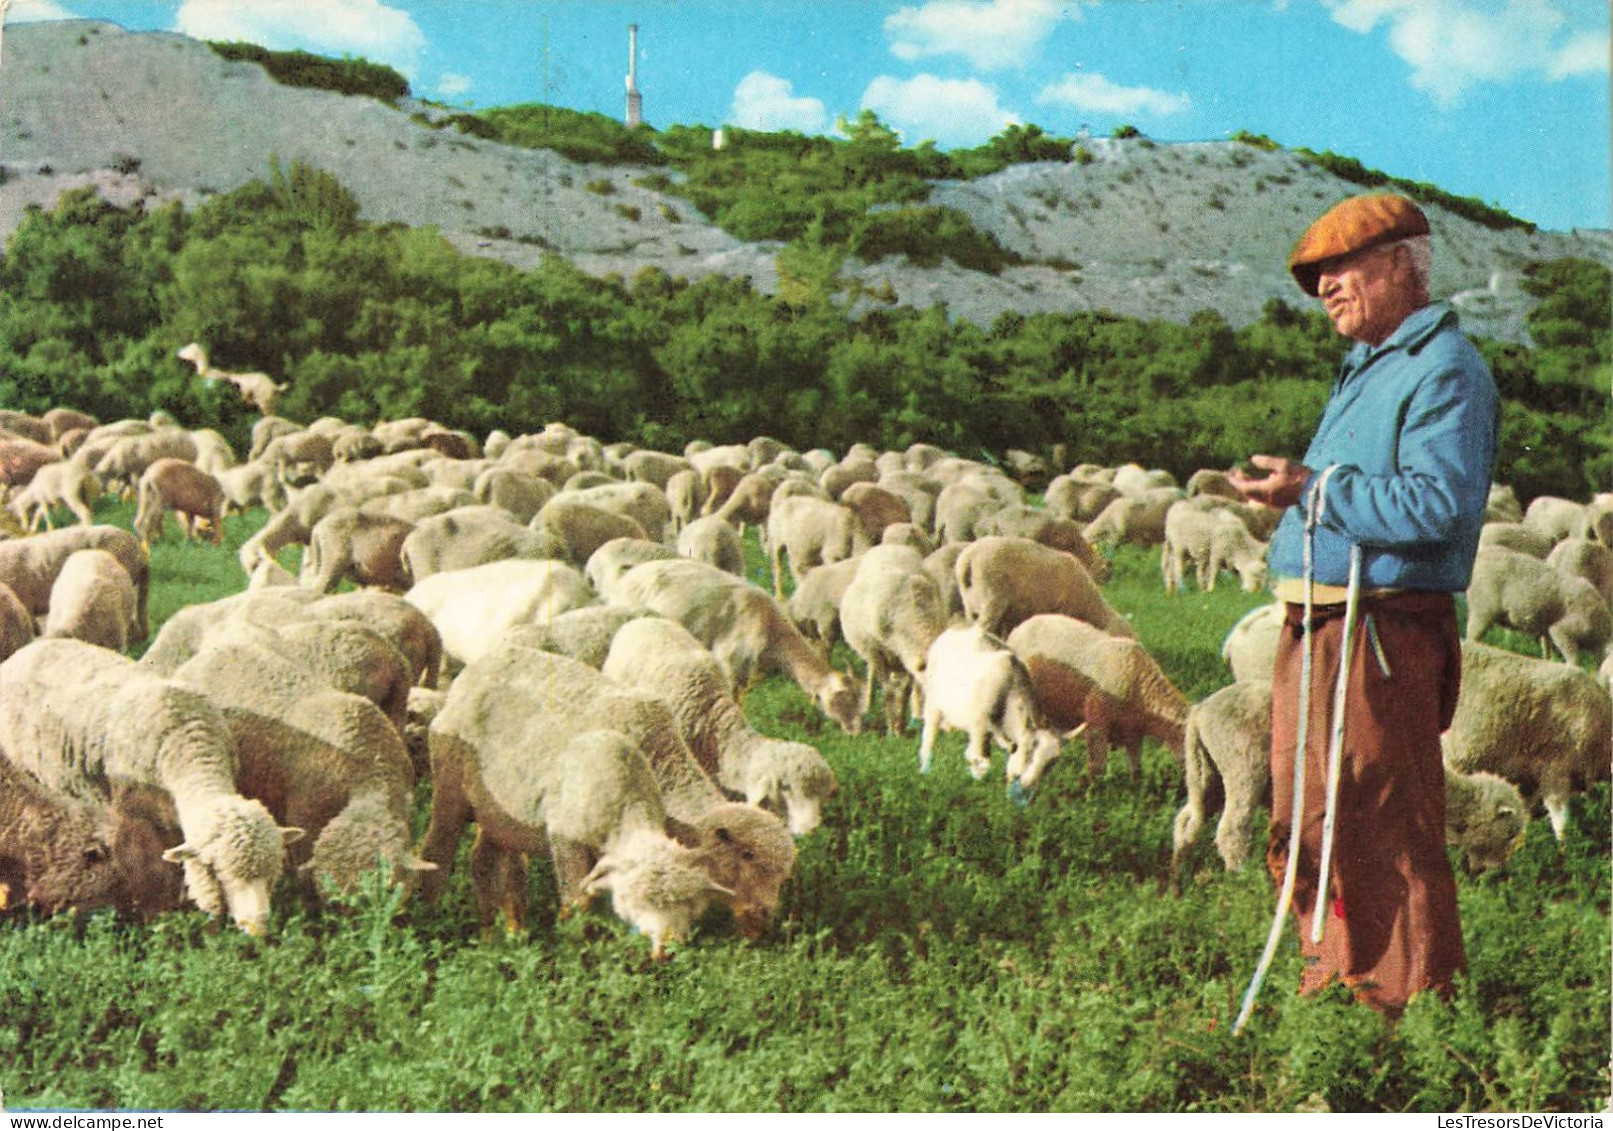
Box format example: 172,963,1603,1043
1315,242,1415,346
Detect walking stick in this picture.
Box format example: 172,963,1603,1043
1310,543,1363,944
1232,469,1343,1036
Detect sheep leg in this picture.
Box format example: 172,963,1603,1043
550,836,595,911
964,727,993,780
470,829,521,937
416,753,473,905
1216,781,1259,873
884,670,913,737
918,703,941,775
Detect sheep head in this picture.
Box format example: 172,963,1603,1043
301,795,436,897
673,803,796,940
582,840,734,961
163,796,302,936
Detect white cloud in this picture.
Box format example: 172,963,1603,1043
729,71,828,133
1324,0,1609,106
435,73,472,101
860,74,1020,147
1035,72,1190,118
173,0,426,79
884,0,1072,72
8,0,78,22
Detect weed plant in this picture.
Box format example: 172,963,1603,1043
0,506,1605,1112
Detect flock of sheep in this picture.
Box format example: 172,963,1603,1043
0,392,1608,961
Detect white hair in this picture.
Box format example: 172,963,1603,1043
1399,234,1432,296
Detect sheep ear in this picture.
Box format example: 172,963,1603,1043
705,879,737,900
83,844,109,865
402,855,438,873
162,843,199,864
1063,722,1089,741
664,816,700,848
581,857,617,893
279,825,307,846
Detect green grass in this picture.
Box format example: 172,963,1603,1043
0,505,1606,1112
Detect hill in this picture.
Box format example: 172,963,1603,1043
2,19,1609,344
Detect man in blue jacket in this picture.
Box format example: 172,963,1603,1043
1231,193,1500,1016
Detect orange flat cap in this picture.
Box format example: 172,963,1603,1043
1288,193,1430,295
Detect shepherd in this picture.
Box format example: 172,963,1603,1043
1229,194,1499,1021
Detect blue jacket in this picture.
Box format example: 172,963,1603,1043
1267,302,1500,592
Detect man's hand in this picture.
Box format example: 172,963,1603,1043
1229,455,1311,509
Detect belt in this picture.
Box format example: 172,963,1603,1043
1272,577,1401,605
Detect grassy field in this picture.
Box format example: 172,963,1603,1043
0,502,1607,1113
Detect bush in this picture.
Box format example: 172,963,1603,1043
207,41,409,102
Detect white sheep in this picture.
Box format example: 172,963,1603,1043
1466,545,1612,665
421,643,796,948
675,514,746,577
5,459,101,531
584,537,679,602
493,605,649,669
0,639,301,934
0,524,150,641
403,558,596,669
1443,641,1612,840
1521,495,1585,545
608,558,861,732
839,545,947,735
956,535,1135,640
1220,601,1284,684
177,343,288,416
766,495,870,598
396,505,562,584
43,548,136,653
917,625,1066,797
602,617,837,835
1546,536,1613,609
785,554,864,659
1171,680,1527,878
299,506,416,594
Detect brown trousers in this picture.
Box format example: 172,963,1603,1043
1267,590,1466,1016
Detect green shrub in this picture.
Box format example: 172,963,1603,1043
207,41,409,102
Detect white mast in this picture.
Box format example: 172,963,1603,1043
625,24,642,128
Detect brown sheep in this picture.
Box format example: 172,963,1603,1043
133,457,225,546
299,506,416,594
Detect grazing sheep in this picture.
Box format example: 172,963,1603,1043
41,407,98,443
956,536,1135,640
603,617,837,835
0,437,66,489
934,484,1004,545
296,507,416,594
767,495,870,598
1581,498,1613,547
177,342,288,416
560,481,674,542
92,431,199,499
1478,521,1555,559
5,460,101,531
1521,495,1585,545
881,522,935,556
0,640,301,934
923,542,968,625
471,465,555,525
1007,613,1188,778
623,449,692,490
665,468,707,534
0,525,150,641
1082,489,1182,551
495,605,649,669
0,756,184,919
977,505,1113,584
1162,500,1269,593
839,482,913,545
676,514,746,577
1442,641,1612,840
132,458,224,547
1485,483,1524,524
711,469,786,536
311,589,444,689
608,558,861,732
1466,545,1612,665
917,625,1066,795
535,498,652,567
1170,680,1527,878
585,537,680,602
399,505,563,584
172,635,431,897
404,558,596,669
421,644,796,948
1045,475,1122,525
786,554,863,660
840,545,948,735
1546,536,1613,608
43,548,136,653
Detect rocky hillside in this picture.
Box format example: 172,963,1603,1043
3,18,1609,344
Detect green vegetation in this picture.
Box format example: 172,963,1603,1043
0,507,1604,1112
207,41,410,103
0,171,1603,502
1293,146,1534,232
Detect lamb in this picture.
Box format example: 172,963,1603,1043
298,506,416,594
132,457,225,547
421,644,797,949
1442,641,1612,840
0,525,150,641
608,558,861,732
0,755,184,919
177,342,288,416
675,514,745,577
535,498,652,567
1161,500,1268,593
43,548,136,653
787,554,864,659
767,495,871,598
1220,601,1283,684
602,617,837,835
585,536,680,602
1546,536,1613,608
917,624,1067,796
1521,495,1585,545
1006,613,1189,778
172,634,431,896
1082,490,1182,551
495,605,649,669
403,558,596,669
1466,545,1612,665
397,505,562,584
956,535,1136,640
1170,680,1527,879
5,459,101,531
976,505,1112,584
91,431,199,498
839,545,948,735
0,640,301,934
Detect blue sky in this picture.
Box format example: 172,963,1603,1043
11,0,1610,232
